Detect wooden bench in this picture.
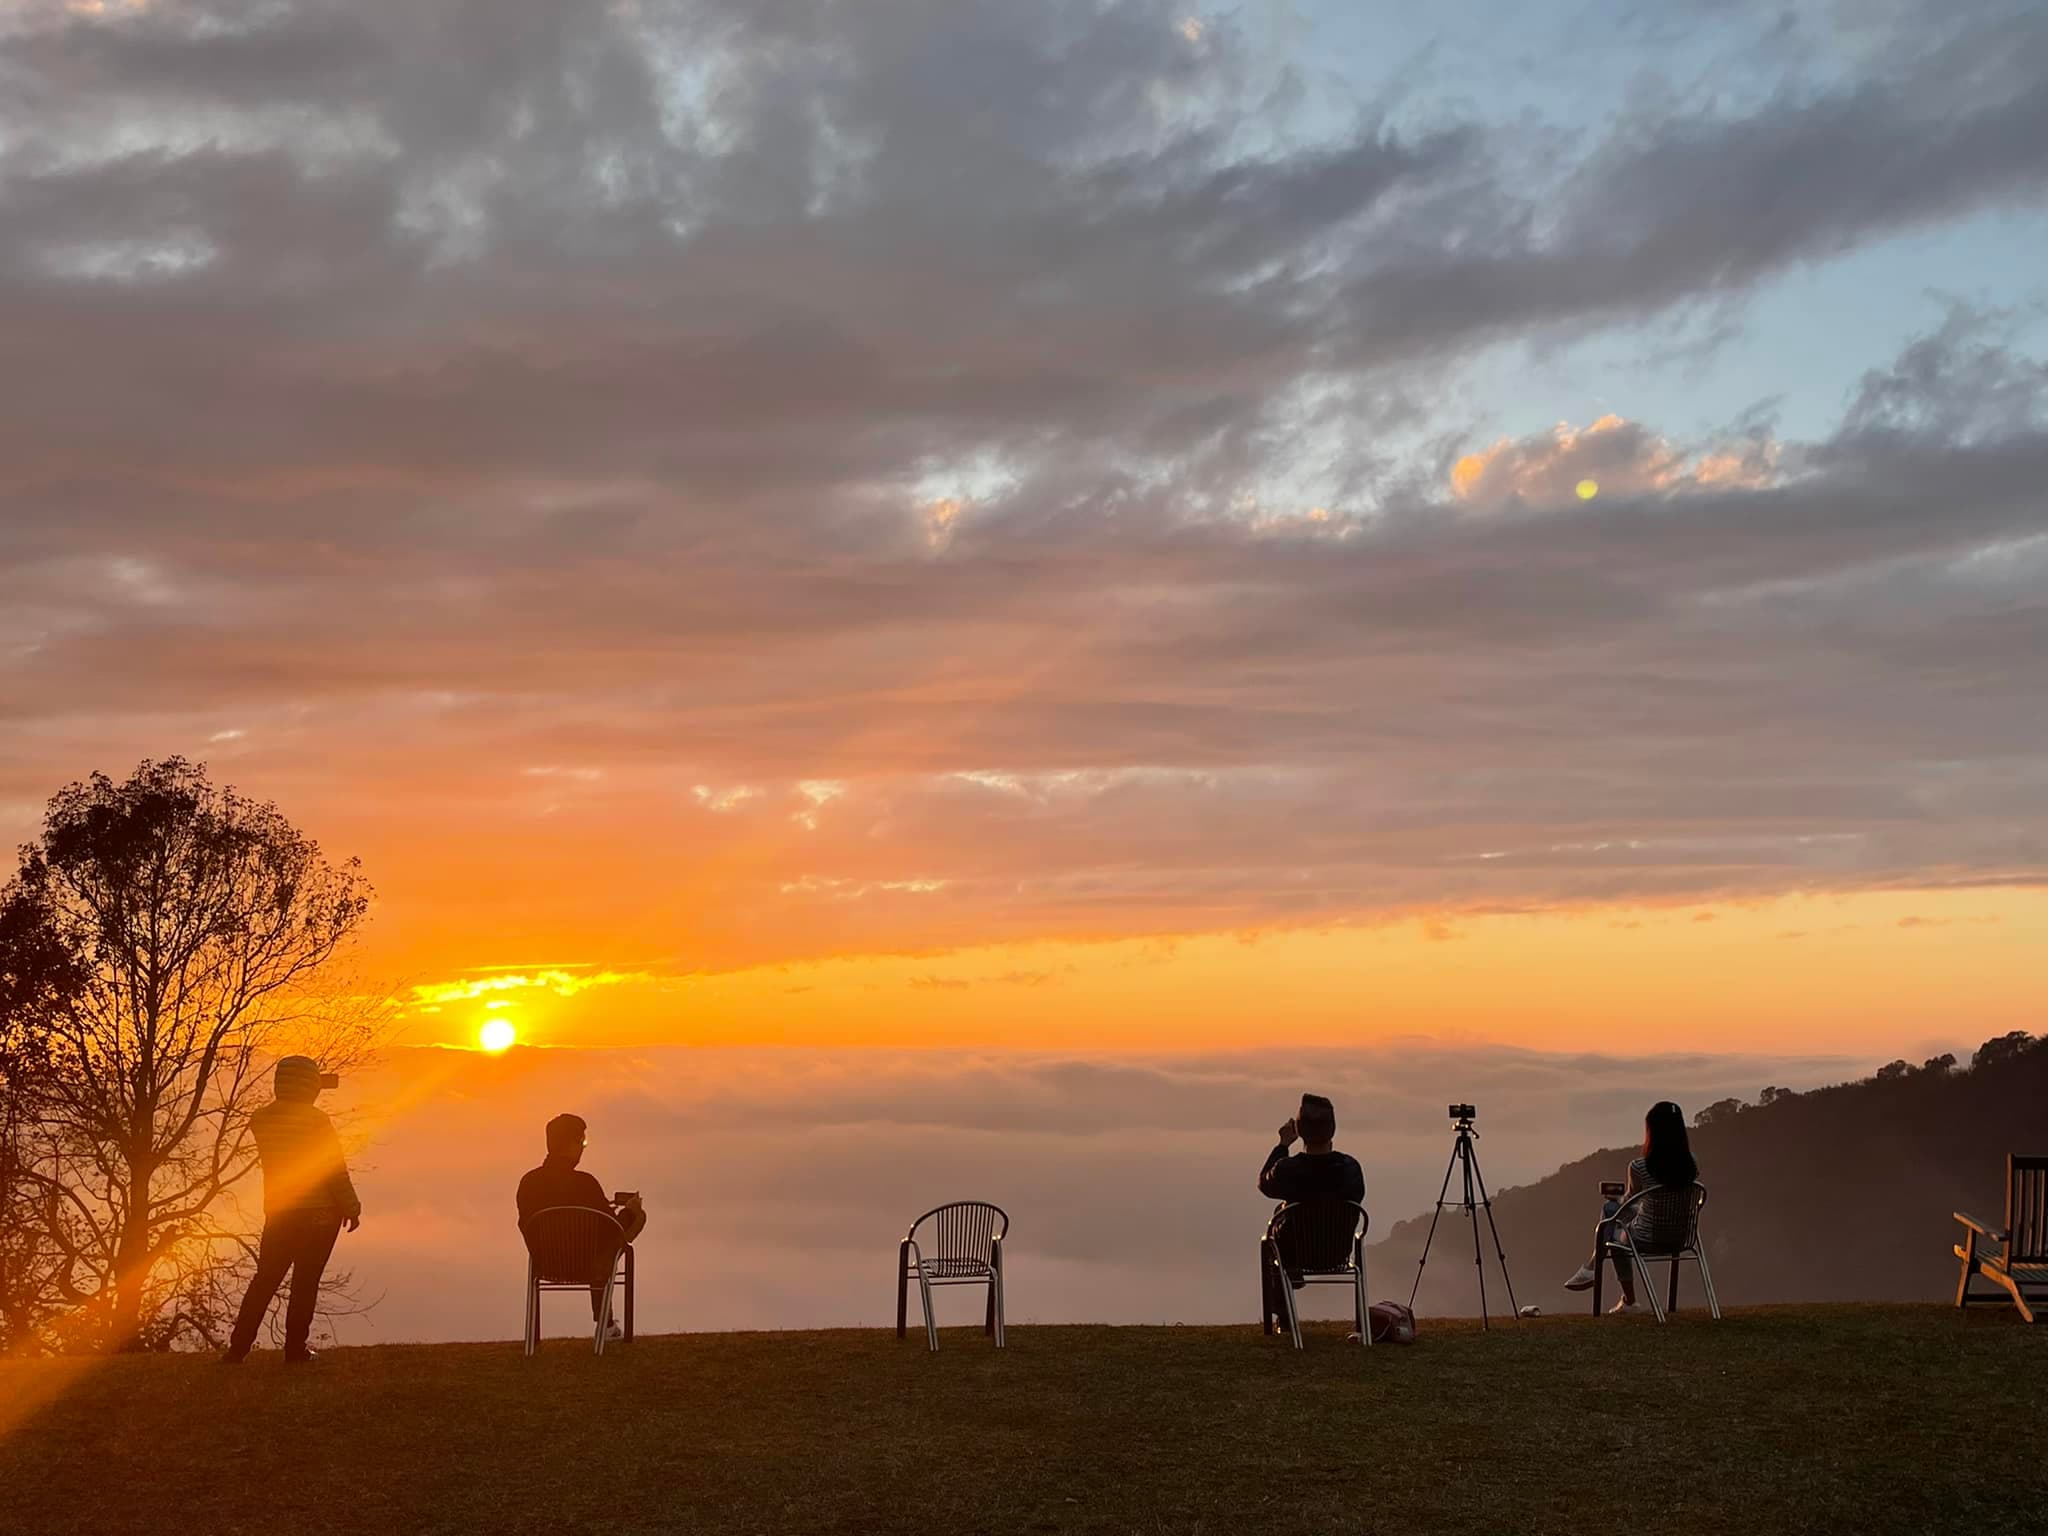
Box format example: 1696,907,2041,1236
1954,1154,2046,1324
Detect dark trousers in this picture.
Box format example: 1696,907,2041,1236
229,1211,342,1357
1260,1240,1301,1332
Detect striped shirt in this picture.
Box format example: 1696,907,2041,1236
1624,1157,1696,1253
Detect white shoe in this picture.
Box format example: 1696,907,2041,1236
1563,1264,1598,1292
1607,1299,1640,1315
603,1320,624,1341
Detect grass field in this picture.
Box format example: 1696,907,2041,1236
1,1305,2041,1535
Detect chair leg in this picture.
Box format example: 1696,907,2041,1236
594,1273,617,1356
985,1278,996,1337
524,1262,538,1357
993,1267,1006,1349
1696,1250,1722,1320
1355,1268,1371,1348
919,1271,938,1352
1983,1267,2036,1323
623,1247,635,1344
1633,1247,1666,1323
1282,1277,1303,1350
1667,1257,1681,1317
1593,1251,1604,1316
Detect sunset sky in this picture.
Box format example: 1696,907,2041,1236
2,0,2045,1334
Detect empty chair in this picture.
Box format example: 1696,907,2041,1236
1954,1154,2046,1323
1261,1198,1370,1350
521,1205,631,1355
1594,1181,1719,1322
896,1202,1008,1351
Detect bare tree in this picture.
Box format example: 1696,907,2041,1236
0,759,375,1351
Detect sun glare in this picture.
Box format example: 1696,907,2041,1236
479,1017,517,1053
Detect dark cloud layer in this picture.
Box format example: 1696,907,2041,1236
2,0,2045,963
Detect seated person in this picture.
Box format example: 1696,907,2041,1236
1259,1094,1365,1321
1563,1100,1699,1313
516,1113,647,1338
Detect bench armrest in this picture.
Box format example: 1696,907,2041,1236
1953,1211,2005,1240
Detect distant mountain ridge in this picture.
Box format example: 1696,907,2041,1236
1372,1031,2048,1317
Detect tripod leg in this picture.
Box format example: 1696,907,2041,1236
1408,1141,1465,1308
1462,1137,1489,1330
1468,1142,1522,1322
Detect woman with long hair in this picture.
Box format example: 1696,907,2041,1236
1562,1101,1699,1313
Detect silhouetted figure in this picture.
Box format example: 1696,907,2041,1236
516,1113,646,1339
1259,1093,1365,1326
225,1057,361,1363
1563,1100,1700,1312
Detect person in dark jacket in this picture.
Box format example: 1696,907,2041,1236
516,1113,646,1339
225,1056,361,1363
1258,1093,1366,1328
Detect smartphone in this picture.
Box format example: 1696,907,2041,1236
612,1190,641,1205
319,1072,342,1090
1599,1180,1625,1199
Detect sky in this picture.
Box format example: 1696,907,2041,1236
2,0,2045,1335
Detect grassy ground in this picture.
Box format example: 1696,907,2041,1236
0,1305,2041,1535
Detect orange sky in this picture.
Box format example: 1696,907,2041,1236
371,880,2036,1060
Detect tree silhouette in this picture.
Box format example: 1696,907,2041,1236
0,892,79,1353
0,760,375,1351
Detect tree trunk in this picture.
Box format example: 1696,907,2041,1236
109,1154,154,1350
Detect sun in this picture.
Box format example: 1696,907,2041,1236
1575,478,1600,500
479,1017,517,1054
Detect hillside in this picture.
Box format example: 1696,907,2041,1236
0,1307,2040,1535
1378,1034,2048,1319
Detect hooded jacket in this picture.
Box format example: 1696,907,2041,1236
250,1057,362,1223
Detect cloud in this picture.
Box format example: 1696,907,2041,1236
1450,414,1778,509
0,0,2043,970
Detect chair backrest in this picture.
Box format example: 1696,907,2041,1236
1614,1180,1705,1254
1266,1199,1367,1274
906,1202,1009,1265
521,1205,625,1283
2006,1156,2048,1264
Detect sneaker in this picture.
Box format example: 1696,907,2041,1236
1563,1264,1598,1292
1607,1299,1639,1315
603,1321,624,1342
284,1348,319,1363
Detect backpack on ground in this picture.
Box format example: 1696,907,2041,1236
1368,1300,1417,1344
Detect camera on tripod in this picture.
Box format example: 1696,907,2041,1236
1411,1098,1518,1327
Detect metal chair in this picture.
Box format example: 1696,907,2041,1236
1954,1153,2046,1323
896,1202,1007,1351
521,1206,632,1355
1594,1181,1719,1322
1261,1199,1371,1350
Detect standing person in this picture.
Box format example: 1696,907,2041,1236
516,1114,646,1340
225,1056,361,1363
1563,1100,1700,1313
1258,1093,1365,1327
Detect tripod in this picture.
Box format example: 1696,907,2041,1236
1407,1112,1520,1328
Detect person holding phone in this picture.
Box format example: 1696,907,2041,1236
1563,1101,1700,1313
225,1056,363,1363
516,1114,647,1340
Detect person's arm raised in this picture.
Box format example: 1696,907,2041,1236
1258,1124,1298,1198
